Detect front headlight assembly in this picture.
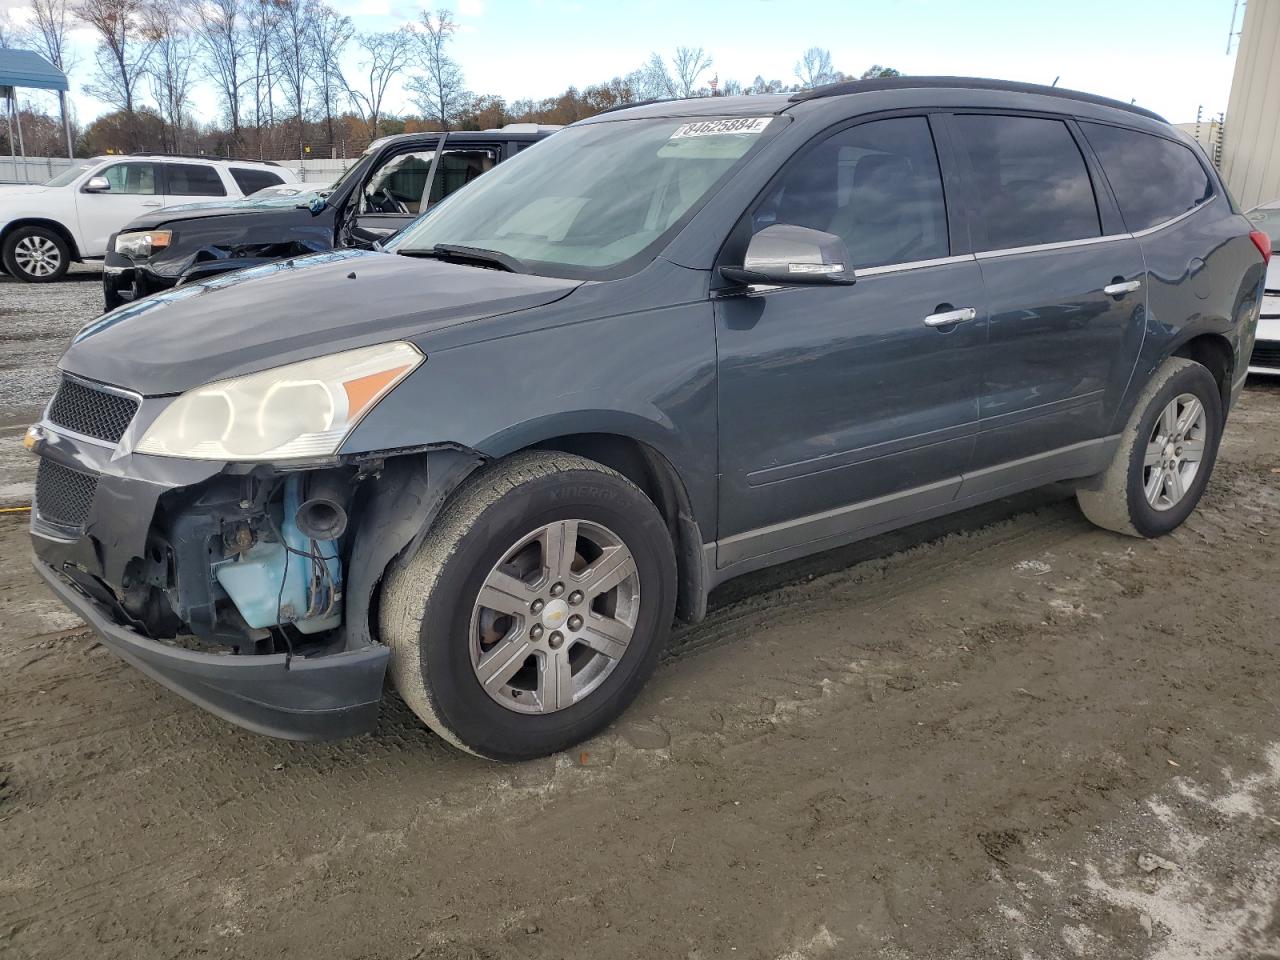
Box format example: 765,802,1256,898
136,342,423,460
114,229,172,259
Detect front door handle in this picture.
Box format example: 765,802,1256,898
141,200,162,207
923,306,977,327
1103,279,1142,296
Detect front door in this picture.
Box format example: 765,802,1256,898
715,115,985,567
345,143,502,248
947,113,1148,471
75,161,162,257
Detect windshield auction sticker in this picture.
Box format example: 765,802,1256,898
669,118,772,139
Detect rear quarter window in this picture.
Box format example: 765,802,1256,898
230,167,286,195
1080,123,1212,232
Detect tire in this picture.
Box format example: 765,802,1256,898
1076,357,1223,538
2,226,70,283
380,451,677,760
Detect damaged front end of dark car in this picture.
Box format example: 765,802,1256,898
30,250,581,739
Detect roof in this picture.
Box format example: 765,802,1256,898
0,47,68,92
789,76,1166,123
581,94,792,123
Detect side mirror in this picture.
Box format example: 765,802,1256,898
83,175,111,193
720,224,855,286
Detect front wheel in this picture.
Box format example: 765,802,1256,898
380,451,677,760
2,226,70,282
1076,357,1223,538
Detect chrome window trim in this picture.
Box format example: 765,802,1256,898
974,233,1132,260
854,254,976,278
1130,195,1216,238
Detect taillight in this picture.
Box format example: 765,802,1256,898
1249,229,1273,266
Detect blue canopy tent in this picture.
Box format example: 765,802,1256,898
0,48,74,175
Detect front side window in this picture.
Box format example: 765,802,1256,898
1080,123,1213,232
952,114,1101,250
165,163,227,197
752,116,949,269
361,150,436,215
393,116,778,279
98,162,159,195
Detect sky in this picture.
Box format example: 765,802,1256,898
0,0,1245,130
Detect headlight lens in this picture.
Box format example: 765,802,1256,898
114,229,172,259
136,342,423,460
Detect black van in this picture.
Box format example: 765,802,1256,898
34,78,1268,760
101,127,558,308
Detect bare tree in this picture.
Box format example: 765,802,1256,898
193,0,247,144
671,46,712,98
860,65,901,79
245,0,279,141
77,0,158,118
22,0,80,75
345,28,413,140
308,4,352,152
143,0,195,151
746,75,784,95
407,9,469,130
795,47,837,89
272,0,314,158
0,11,17,47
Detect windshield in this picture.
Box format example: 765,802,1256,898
391,116,778,279
1247,205,1280,247
45,162,94,187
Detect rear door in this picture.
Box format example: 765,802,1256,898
74,161,162,256
714,114,986,566
947,112,1147,478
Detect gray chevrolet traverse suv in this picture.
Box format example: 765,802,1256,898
29,77,1269,760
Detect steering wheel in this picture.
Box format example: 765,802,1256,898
370,187,409,215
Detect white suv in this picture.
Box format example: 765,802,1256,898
0,155,298,283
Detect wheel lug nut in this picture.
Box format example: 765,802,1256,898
530,599,544,614
548,631,564,649
550,582,565,598
568,590,583,605
530,624,544,641
568,614,583,631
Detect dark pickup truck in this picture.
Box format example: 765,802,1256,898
102,127,557,309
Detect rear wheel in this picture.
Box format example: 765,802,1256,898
380,451,677,760
2,226,70,282
1076,357,1223,538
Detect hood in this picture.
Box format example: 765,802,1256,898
127,194,321,229
61,249,582,395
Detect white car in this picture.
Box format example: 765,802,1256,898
1247,200,1280,374
0,155,297,283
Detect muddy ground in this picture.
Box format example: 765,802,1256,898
2,273,1280,960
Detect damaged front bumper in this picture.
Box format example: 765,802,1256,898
34,560,387,739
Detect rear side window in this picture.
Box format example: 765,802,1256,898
1080,123,1212,232
951,114,1101,250
754,116,950,269
230,167,285,195
164,163,227,197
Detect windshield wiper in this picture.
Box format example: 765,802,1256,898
398,243,525,273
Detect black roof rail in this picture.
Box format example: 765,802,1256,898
126,152,283,166
788,76,1166,123
592,97,680,116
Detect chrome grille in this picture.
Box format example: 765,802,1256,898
47,377,138,444
35,459,99,528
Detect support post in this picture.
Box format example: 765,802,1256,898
59,89,73,159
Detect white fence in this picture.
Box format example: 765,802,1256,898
0,155,357,186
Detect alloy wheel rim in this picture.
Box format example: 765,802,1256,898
1143,392,1207,511
13,236,60,277
469,519,640,715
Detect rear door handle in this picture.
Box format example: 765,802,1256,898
923,306,977,327
1103,279,1142,296
141,201,162,207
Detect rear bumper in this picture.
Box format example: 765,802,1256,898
1248,314,1280,375
35,558,388,740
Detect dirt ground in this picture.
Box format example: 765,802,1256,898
2,273,1280,960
